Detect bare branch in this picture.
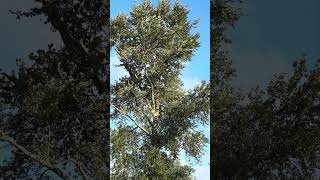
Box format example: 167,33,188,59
111,104,150,135
133,108,153,129
0,136,71,180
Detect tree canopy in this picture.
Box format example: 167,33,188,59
111,0,209,179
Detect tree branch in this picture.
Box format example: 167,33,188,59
111,104,150,135
46,5,89,57
144,65,161,131
0,136,71,180
133,108,153,129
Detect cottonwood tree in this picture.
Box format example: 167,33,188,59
0,0,109,179
111,0,209,179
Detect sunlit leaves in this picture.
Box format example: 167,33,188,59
111,0,208,178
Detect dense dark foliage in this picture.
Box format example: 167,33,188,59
212,0,320,179
0,0,109,179
211,0,243,178
216,59,320,179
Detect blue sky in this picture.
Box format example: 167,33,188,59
110,0,210,179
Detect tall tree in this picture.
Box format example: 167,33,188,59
111,0,209,179
0,0,109,179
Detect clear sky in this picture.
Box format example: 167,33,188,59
110,0,210,179
0,0,61,72
229,0,320,91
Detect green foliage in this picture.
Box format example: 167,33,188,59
111,0,209,179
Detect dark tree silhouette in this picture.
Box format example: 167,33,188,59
211,0,320,179
210,0,243,178
0,0,109,179
216,58,320,179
